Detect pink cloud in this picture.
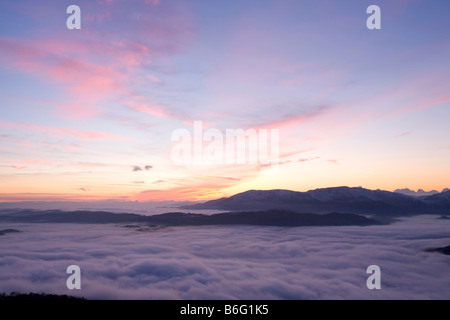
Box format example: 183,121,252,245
0,37,130,118
0,193,115,202
147,75,162,83
395,131,413,139
44,127,130,141
145,0,161,6
327,159,340,165
258,105,334,131
0,1,195,121
0,134,89,155
271,151,320,167
298,157,320,163
122,99,172,118
17,160,54,166
397,94,450,115
369,73,450,121
0,165,27,171
105,114,156,132
0,34,189,120
198,176,241,182
74,162,112,168
0,120,131,141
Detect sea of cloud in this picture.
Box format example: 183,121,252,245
0,215,449,300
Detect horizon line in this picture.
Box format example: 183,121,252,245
0,185,448,204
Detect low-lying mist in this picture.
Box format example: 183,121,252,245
0,215,449,299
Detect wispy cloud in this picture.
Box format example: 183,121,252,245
121,98,173,119
0,0,195,120
0,165,27,171
198,176,241,182
0,38,125,118
395,131,413,139
0,120,131,141
327,159,340,165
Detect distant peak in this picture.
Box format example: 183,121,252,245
394,188,440,197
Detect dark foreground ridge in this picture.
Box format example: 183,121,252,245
0,229,21,236
0,292,85,300
0,209,382,227
144,211,381,227
425,245,450,256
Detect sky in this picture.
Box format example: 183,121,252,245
0,0,449,202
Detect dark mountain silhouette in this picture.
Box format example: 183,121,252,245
0,209,381,227
0,210,145,224
0,229,21,236
142,210,381,227
425,245,450,256
182,187,450,216
422,190,450,203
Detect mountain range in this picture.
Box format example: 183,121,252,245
0,229,21,236
0,209,381,227
183,186,450,216
394,188,448,197
1,187,448,227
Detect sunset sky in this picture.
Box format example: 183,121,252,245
0,0,449,202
